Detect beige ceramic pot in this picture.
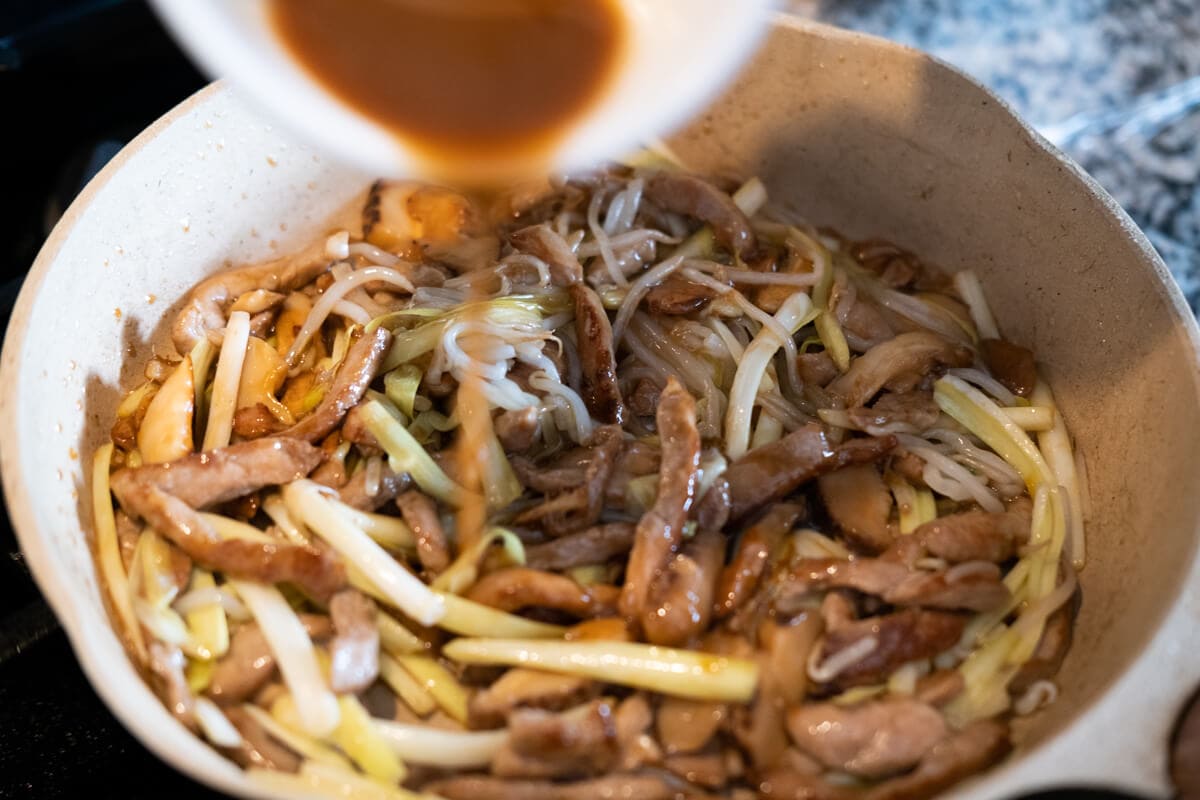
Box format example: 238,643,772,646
2,16,1197,799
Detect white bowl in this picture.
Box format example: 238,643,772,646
4,16,1199,799
149,0,774,181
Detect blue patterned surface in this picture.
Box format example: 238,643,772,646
794,0,1200,308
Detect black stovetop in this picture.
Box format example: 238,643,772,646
0,2,1184,798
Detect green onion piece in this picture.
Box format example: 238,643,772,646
933,375,1054,494
442,639,759,702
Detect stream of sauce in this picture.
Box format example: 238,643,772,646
269,0,626,172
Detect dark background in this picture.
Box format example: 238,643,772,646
0,1,1193,798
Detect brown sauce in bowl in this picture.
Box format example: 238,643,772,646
268,0,626,171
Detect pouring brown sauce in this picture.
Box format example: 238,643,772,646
268,0,626,172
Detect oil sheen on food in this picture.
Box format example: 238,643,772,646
269,0,625,167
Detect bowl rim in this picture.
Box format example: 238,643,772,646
3,15,1199,798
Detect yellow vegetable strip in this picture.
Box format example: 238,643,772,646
330,695,407,785
431,528,525,595
443,639,759,702
377,612,427,656
282,480,445,626
372,721,508,768
952,270,1001,340
1031,380,1086,568
243,702,353,770
184,570,228,660
394,655,470,724
1002,405,1054,431
91,443,146,664
379,652,438,717
437,593,565,639
933,374,1054,494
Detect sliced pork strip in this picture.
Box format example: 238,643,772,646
644,275,717,315
109,437,322,510
149,642,196,730
232,404,289,440
818,464,893,554
644,171,757,260
469,669,597,729
915,670,965,706
172,239,331,354
281,327,392,443
490,700,618,779
570,282,624,424
846,390,941,435
208,615,333,704
466,568,619,619
515,425,624,536
815,608,967,690
641,530,724,646
337,462,411,511
396,490,451,574
509,224,585,286
619,376,700,624
692,476,731,532
826,332,973,408
715,503,803,619
725,425,897,521
495,406,540,453
864,721,1011,800
524,523,635,571
777,557,1009,613
787,699,946,779
328,589,380,694
113,483,344,601
980,338,1037,398
914,507,1030,564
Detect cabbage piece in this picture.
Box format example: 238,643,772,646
91,443,147,663
358,401,470,508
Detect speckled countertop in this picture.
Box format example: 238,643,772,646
790,0,1200,308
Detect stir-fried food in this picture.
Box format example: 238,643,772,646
94,161,1086,800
